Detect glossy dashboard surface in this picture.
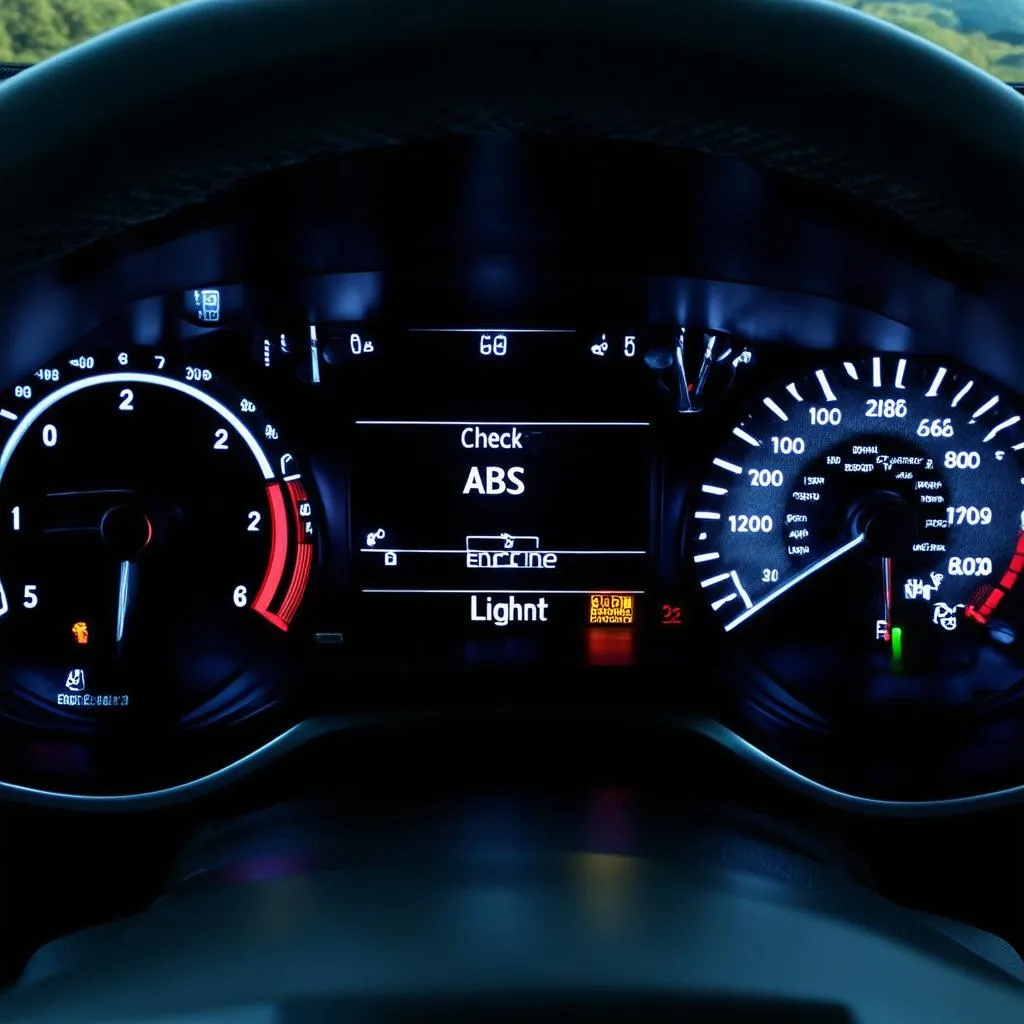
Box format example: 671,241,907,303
3,138,1024,807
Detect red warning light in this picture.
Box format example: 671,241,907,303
586,627,635,667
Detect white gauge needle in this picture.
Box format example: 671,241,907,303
724,533,866,633
116,559,131,643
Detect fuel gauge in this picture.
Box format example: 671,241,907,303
644,328,753,413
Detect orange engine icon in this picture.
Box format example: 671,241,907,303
71,621,89,645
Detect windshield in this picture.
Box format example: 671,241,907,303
1,1,1023,82
0,1,185,62
836,1,1024,81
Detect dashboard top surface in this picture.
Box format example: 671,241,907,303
5,0,1024,281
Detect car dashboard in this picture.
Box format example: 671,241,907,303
1,136,1024,811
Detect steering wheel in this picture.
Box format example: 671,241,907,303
3,1,1024,1021
1,0,1024,287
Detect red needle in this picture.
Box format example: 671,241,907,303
881,556,893,642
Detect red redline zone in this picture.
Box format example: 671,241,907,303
251,481,314,632
965,530,1024,625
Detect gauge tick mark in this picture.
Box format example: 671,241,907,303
984,416,1020,443
926,366,947,397
952,381,974,408
700,572,732,589
971,395,999,421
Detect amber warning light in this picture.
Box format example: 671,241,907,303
588,593,634,626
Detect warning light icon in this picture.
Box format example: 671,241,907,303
588,594,635,626
71,621,89,645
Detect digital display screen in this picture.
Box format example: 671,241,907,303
345,328,656,657
352,419,651,629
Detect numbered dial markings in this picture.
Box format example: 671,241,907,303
0,355,317,722
692,356,1024,671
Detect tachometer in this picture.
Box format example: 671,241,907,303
692,355,1024,696
0,351,316,729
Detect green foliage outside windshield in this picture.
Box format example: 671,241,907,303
835,1,1024,79
0,0,184,63
2,0,1024,83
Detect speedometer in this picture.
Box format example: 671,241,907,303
692,355,1024,697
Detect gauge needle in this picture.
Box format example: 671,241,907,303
724,533,866,633
881,556,893,643
116,559,132,643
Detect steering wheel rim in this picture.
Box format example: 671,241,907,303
0,0,1023,279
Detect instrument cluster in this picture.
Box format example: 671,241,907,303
3,274,1024,807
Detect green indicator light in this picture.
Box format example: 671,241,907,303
891,626,903,671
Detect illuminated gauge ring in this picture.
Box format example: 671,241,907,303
691,355,1024,700
0,370,315,731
